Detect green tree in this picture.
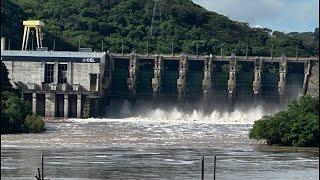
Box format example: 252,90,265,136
1,61,45,134
1,91,31,133
0,61,12,92
249,95,319,147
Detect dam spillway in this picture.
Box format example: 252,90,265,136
1,47,318,118
105,53,313,112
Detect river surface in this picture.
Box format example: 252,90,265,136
1,108,319,180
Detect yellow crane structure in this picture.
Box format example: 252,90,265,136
21,20,44,50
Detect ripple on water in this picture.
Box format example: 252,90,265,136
1,108,319,179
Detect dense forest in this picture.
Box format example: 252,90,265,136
1,0,319,57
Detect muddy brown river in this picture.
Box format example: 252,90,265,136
1,108,319,179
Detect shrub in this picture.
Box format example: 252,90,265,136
1,61,46,134
25,114,46,133
1,91,31,133
249,95,319,147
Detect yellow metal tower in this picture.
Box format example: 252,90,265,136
21,20,44,50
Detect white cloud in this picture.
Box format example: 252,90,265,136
253,24,263,29
194,0,319,32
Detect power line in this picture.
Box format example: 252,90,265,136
149,0,158,37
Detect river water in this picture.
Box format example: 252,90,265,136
1,107,319,180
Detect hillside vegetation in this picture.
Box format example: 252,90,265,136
1,0,319,57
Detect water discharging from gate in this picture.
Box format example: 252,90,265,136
104,98,270,124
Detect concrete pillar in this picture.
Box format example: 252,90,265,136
35,27,40,47
278,55,287,107
32,92,37,114
94,98,99,117
54,61,58,84
38,26,43,47
127,54,138,95
45,93,55,117
202,55,213,113
302,59,311,95
83,96,91,118
104,54,114,92
1,37,5,50
77,94,82,118
127,54,138,110
64,94,69,118
67,62,73,85
278,56,287,96
253,57,263,107
152,55,163,108
227,53,237,111
177,55,188,109
96,74,100,92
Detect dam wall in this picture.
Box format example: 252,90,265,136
306,62,319,97
1,48,318,118
105,53,318,113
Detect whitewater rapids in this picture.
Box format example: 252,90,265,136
71,106,267,125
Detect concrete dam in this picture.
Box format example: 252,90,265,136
2,20,319,118
104,53,318,114
1,41,319,118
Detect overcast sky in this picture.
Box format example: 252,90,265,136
193,0,319,32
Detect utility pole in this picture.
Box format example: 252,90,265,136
213,156,217,180
150,0,158,37
101,40,104,52
156,43,159,54
246,43,249,58
295,45,298,60
147,0,162,55
53,39,56,51
221,44,223,58
146,41,149,55
121,40,124,55
201,156,204,180
8,38,10,50
271,44,274,59
196,43,199,57
41,154,44,180
171,42,174,56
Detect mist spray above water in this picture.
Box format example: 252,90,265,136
98,99,270,125
142,107,266,124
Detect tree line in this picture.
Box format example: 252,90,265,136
1,0,319,57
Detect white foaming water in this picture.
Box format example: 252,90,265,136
144,106,265,124
119,100,132,116
71,105,267,125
